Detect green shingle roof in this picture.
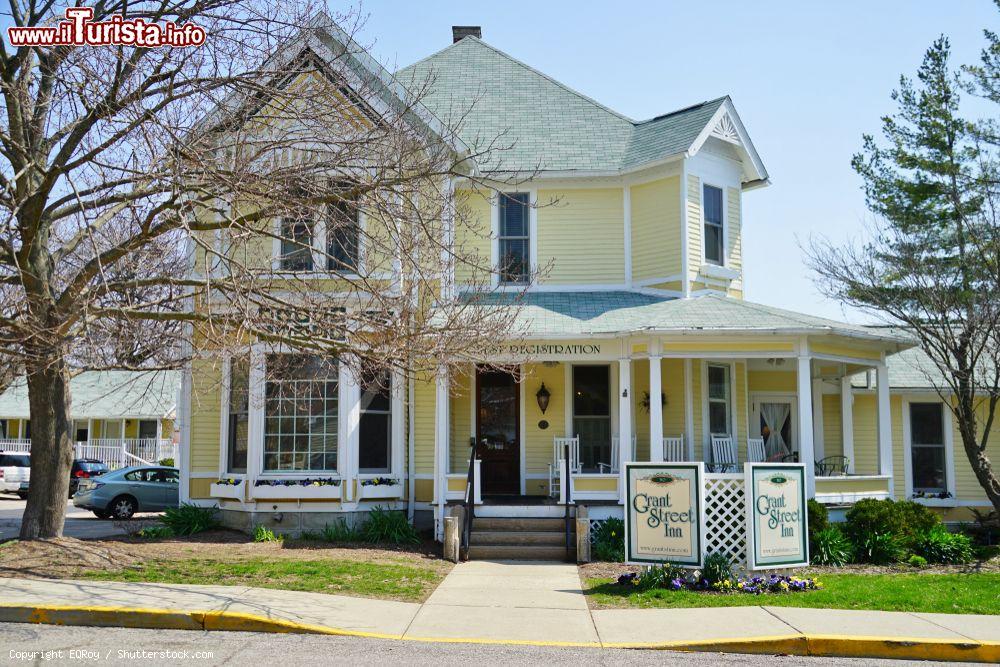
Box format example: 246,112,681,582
461,291,910,343
0,371,179,420
398,37,728,173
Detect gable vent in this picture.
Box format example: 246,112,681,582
452,26,482,43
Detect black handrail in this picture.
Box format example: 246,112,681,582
461,438,476,558
563,442,573,562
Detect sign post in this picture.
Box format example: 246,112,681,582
745,463,809,569
624,463,705,567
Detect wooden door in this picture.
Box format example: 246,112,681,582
475,368,520,495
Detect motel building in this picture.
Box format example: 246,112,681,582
179,22,999,559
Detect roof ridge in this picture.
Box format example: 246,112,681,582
403,36,636,125
635,96,729,126
696,293,856,329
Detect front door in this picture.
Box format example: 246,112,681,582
753,397,796,460
475,367,520,495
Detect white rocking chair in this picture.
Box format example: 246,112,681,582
548,436,580,498
710,434,739,472
600,435,637,473
662,435,686,462
747,437,766,463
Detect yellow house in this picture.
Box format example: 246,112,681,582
179,23,998,552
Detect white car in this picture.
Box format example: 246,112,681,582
0,452,30,498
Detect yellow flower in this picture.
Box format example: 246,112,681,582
611,531,616,537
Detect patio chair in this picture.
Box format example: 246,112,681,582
747,438,766,463
816,455,849,476
662,435,686,462
548,436,580,498
710,434,738,473
600,435,637,473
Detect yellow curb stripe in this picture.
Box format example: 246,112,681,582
1,603,998,662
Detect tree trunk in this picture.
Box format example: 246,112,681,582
18,353,74,539
961,433,1000,517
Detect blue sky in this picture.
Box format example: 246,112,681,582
351,0,998,322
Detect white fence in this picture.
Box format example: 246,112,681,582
0,438,177,470
704,472,748,571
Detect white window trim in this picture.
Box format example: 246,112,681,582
491,189,537,289
700,360,738,460
902,397,957,504
749,391,800,458
700,182,727,268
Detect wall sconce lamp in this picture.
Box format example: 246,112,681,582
536,383,551,414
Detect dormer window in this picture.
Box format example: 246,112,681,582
327,197,359,272
498,192,530,284
703,184,724,265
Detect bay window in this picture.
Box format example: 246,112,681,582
359,370,391,473
227,357,249,474
263,355,338,472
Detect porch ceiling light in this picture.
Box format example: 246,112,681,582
536,383,551,414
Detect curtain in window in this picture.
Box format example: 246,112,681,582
761,402,791,457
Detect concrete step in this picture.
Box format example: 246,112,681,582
470,530,566,546
471,517,567,532
466,544,574,561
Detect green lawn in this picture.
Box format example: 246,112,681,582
585,573,1000,615
81,557,445,602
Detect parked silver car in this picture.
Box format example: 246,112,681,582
73,465,179,519
0,452,30,498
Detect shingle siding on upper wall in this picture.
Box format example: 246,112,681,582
631,177,681,282
537,188,625,284
686,174,702,281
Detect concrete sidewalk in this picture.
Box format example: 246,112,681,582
1,563,999,662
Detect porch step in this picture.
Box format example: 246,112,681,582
466,544,574,561
470,530,565,546
472,517,566,532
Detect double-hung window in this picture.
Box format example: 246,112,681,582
498,192,530,284
279,217,314,271
359,370,391,473
703,184,724,265
707,364,731,436
910,402,947,494
327,196,359,272
227,357,249,474
263,355,339,472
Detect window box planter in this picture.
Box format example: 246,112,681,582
357,478,403,500
210,479,245,500
252,479,342,501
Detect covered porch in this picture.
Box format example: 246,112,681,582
428,293,910,532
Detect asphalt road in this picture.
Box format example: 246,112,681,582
0,624,978,666
0,496,161,540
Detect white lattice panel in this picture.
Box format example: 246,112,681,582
704,473,747,571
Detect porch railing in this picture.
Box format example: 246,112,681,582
1,438,176,470
563,441,573,562
460,441,477,559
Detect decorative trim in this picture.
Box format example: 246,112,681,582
710,112,741,144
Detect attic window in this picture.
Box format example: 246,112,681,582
703,184,724,265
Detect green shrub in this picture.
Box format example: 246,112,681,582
361,507,420,545
253,524,282,543
158,458,175,467
807,499,829,537
591,518,625,562
322,518,362,543
160,503,220,536
855,531,903,564
137,525,174,540
810,526,853,566
702,552,735,586
907,554,928,568
844,499,939,551
916,526,974,564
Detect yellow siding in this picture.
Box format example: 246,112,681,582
686,173,702,280
412,374,436,475
735,362,748,459
524,362,566,484
691,362,704,460
189,359,222,474
537,188,624,284
811,342,882,361
449,367,474,474
822,393,843,458
747,370,796,393
663,359,687,445
632,358,650,460
631,177,681,281
852,394,878,475
726,186,743,294
950,400,1000,503
189,478,213,500
454,188,492,285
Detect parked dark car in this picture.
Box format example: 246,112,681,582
73,465,179,519
69,459,110,497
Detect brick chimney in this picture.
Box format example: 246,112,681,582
452,26,481,43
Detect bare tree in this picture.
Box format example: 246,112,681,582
809,36,1000,515
1,2,532,539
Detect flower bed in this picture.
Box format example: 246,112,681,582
358,477,403,500
616,565,821,596
210,478,245,500
252,477,342,500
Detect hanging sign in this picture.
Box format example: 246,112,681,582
745,463,809,569
624,463,704,567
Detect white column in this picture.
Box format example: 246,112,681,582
876,362,894,497
618,358,632,504
684,359,695,460
391,370,405,481
840,375,855,473
649,355,664,461
434,365,450,540
797,355,816,498
339,357,360,504
812,377,825,460
246,348,266,484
